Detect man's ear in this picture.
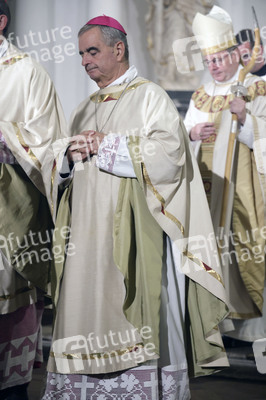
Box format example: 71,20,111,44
114,41,125,61
0,14,8,34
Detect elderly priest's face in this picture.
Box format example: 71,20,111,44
203,48,240,82
79,26,124,88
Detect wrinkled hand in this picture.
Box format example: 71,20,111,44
230,98,246,125
67,130,105,163
189,122,215,141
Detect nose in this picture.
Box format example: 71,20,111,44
209,61,218,70
81,52,91,66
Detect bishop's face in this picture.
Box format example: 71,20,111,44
79,26,122,88
204,49,240,82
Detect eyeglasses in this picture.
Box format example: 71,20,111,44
203,53,230,67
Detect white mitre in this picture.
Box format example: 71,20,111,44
192,5,237,55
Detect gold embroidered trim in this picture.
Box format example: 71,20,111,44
142,165,224,284
1,54,28,66
90,80,149,103
142,165,223,285
0,285,34,301
50,342,145,360
202,39,237,56
193,81,266,113
247,80,266,100
185,250,224,286
50,161,57,215
13,122,42,170
142,164,184,235
192,86,233,113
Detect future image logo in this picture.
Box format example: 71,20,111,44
52,335,89,374
172,35,205,74
52,327,156,373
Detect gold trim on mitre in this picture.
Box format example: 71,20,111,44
202,39,237,56
192,5,237,56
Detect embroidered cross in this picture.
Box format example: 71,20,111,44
4,345,35,375
74,376,94,398
144,371,158,399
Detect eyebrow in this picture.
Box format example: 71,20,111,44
79,46,99,55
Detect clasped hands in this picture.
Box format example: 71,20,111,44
189,98,246,141
67,130,105,163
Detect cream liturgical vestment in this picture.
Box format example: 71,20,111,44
184,67,266,341
0,40,66,389
44,71,229,399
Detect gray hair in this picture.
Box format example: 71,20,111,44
78,24,129,61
